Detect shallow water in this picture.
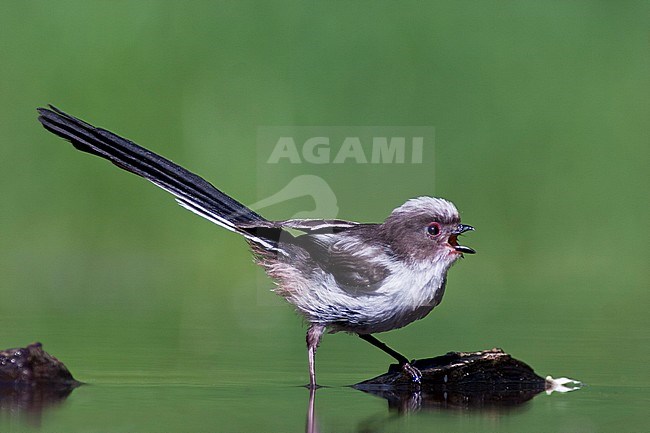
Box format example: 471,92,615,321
1,303,647,432
2,367,646,432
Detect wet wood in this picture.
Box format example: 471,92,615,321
0,343,79,417
354,348,547,410
0,342,79,386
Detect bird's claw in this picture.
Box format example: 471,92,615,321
401,362,422,384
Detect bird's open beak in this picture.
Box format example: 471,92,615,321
448,224,476,254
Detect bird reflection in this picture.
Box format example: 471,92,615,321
303,349,564,432
303,383,545,433
355,385,543,413
305,387,319,433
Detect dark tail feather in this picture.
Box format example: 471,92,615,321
37,106,285,252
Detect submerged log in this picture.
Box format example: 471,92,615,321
0,342,80,417
356,348,545,388
0,342,79,386
354,348,550,411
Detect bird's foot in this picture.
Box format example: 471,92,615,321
401,361,422,384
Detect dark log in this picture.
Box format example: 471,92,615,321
0,342,80,418
0,342,79,385
354,348,549,411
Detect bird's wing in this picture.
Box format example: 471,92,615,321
238,218,361,242
295,227,392,291
255,219,362,234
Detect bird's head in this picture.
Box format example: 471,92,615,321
380,197,475,264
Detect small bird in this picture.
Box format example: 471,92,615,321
37,106,475,388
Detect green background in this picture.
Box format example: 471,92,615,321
1,1,647,432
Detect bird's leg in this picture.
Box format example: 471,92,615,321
358,334,409,364
358,334,422,383
306,324,325,389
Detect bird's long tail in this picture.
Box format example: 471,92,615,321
37,105,283,252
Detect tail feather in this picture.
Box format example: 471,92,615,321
37,105,285,253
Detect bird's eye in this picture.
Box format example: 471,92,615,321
426,222,441,237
